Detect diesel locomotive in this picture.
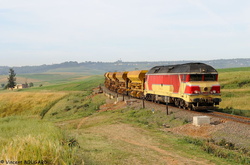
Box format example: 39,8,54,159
104,63,221,110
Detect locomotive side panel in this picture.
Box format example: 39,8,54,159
145,74,179,95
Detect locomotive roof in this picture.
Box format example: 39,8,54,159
147,63,218,74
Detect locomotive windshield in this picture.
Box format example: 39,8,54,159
204,74,217,81
190,74,217,81
190,74,202,81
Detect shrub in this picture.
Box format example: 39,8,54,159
183,136,250,164
64,106,71,111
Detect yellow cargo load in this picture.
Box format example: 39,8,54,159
104,72,110,79
109,72,117,81
127,70,148,83
116,71,128,82
107,72,112,79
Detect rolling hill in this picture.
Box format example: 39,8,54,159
1,58,250,75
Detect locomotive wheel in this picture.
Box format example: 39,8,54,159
174,98,180,107
151,95,156,102
179,99,185,109
187,103,192,110
181,100,186,109
145,94,153,101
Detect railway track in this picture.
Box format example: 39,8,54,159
205,110,250,125
102,86,250,125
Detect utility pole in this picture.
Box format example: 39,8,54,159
166,97,169,115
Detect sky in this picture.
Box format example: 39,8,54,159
0,0,250,66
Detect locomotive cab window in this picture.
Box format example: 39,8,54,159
189,74,217,81
190,74,202,81
204,74,217,81
181,74,187,82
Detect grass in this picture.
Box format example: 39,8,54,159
118,107,188,129
76,133,133,165
0,92,67,117
218,67,250,114
40,95,68,119
0,116,78,164
219,71,250,89
217,67,250,73
44,93,106,122
218,67,250,89
46,66,104,75
0,73,80,88
21,75,103,92
0,71,101,89
182,137,250,164
0,75,104,164
70,106,242,165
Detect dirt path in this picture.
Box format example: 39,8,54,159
77,116,89,130
89,123,212,165
72,114,214,165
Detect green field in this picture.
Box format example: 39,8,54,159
0,69,99,88
218,67,250,116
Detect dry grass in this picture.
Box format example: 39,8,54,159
0,92,67,117
219,94,250,110
219,70,250,111
0,76,104,164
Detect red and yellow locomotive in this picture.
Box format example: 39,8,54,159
104,63,221,110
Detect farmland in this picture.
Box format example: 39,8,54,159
218,67,250,116
0,75,104,164
0,67,249,164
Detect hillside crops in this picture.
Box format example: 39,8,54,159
218,67,250,115
0,92,67,117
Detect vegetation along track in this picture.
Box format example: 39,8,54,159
103,86,250,125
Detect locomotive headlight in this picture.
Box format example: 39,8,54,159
210,90,216,94
194,90,200,94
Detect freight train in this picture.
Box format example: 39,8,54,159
104,63,221,110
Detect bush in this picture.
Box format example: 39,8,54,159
65,106,71,111
183,136,250,164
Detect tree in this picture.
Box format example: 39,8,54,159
29,82,34,87
7,68,16,90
